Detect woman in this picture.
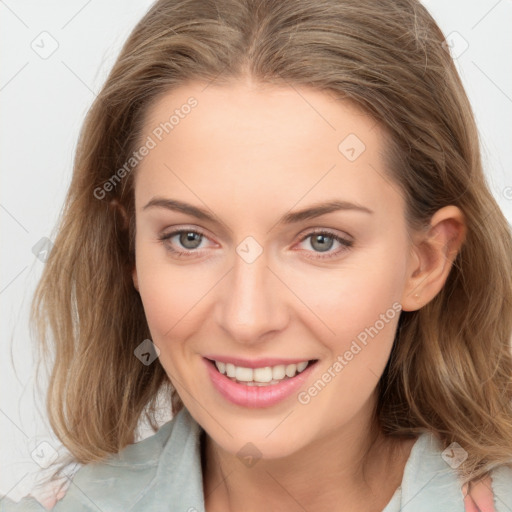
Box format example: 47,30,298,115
2,0,511,510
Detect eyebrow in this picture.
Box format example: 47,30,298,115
142,197,373,227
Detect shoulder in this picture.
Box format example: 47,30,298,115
0,411,185,512
488,464,512,511
51,416,178,511
392,431,512,511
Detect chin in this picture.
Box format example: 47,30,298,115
201,413,315,461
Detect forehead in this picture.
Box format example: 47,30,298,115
135,81,402,222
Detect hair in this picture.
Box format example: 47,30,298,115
31,0,512,489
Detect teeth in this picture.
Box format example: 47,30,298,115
253,367,273,383
225,363,236,378
235,366,253,382
213,360,311,384
296,361,308,372
285,364,296,377
272,365,285,380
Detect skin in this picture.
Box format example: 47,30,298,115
131,79,466,512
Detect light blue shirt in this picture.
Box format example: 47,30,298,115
2,407,512,511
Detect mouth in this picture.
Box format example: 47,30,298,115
203,356,318,408
205,358,318,386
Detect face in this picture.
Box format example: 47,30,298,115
132,80,417,459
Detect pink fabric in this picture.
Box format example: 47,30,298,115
463,475,496,512
29,479,70,510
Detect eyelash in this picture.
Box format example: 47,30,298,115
157,228,353,260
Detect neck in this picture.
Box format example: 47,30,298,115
201,398,416,512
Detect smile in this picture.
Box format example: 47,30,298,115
212,359,311,385
203,357,318,408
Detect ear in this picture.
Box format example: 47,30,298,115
401,206,466,312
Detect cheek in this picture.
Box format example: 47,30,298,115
293,263,405,422
135,245,216,349
330,268,403,333
295,242,408,358
289,247,406,339
306,277,401,372
139,274,197,335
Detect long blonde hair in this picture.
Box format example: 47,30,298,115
31,0,512,487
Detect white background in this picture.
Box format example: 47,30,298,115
1,0,511,501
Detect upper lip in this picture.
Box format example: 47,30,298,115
204,355,316,368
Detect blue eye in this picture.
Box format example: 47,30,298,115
158,228,353,260
158,229,210,258
297,230,353,260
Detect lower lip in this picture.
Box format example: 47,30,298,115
204,358,317,408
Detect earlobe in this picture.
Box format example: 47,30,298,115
401,206,466,311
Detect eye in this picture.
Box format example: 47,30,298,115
158,228,212,258
158,227,353,260
296,229,353,260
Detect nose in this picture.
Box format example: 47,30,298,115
215,248,289,346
